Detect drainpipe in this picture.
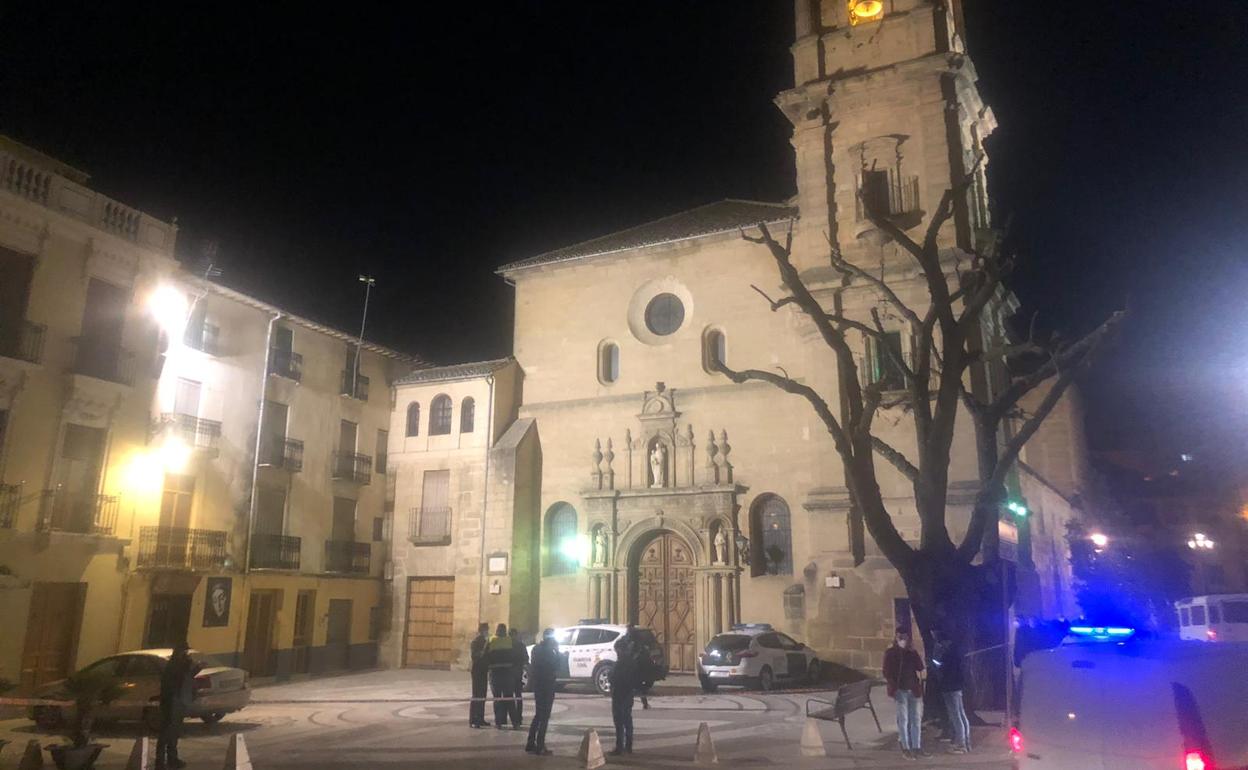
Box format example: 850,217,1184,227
476,374,496,627
245,313,282,574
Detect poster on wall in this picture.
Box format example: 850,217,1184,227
203,577,232,627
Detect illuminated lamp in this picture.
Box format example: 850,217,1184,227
1008,726,1024,755
158,435,192,473
1184,749,1209,770
148,285,189,337
558,533,591,568
848,0,885,25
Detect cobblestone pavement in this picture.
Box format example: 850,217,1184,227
0,670,1015,769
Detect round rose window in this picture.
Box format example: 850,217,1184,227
644,293,685,336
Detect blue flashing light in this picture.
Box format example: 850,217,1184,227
1068,625,1135,641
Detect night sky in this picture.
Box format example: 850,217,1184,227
3,2,1246,456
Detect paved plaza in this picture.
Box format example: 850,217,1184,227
0,670,1014,769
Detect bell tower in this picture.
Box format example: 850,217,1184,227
779,0,994,266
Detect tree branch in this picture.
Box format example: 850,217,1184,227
872,436,920,483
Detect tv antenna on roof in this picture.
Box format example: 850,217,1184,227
353,275,376,395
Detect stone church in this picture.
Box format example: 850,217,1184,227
382,0,1084,674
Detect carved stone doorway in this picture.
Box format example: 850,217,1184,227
631,531,697,673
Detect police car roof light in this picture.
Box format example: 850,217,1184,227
730,623,773,631
1068,625,1135,640
578,618,610,625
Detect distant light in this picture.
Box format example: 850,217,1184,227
1008,726,1024,755
1090,532,1109,549
1185,749,1209,770
1068,625,1135,641
1187,532,1215,550
848,0,884,24
1007,501,1029,518
158,436,192,473
148,285,189,336
1066,712,1077,721
559,534,591,567
1180,453,1193,463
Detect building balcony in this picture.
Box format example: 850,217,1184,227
136,526,228,570
160,413,223,453
409,507,452,546
339,370,369,401
37,490,119,536
332,452,372,485
268,349,303,382
0,483,20,528
258,436,303,472
249,532,301,570
71,337,135,386
0,319,46,364
324,540,371,574
854,172,922,243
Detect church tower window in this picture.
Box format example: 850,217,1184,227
749,494,793,577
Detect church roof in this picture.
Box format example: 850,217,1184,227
497,199,798,273
395,357,514,385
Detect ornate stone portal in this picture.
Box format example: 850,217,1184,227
582,383,745,672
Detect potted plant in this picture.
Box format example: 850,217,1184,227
48,667,123,770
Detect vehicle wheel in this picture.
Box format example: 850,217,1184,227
699,675,718,693
520,666,531,692
593,663,614,696
755,666,774,692
142,707,163,733
807,659,822,685
33,706,63,730
201,712,226,725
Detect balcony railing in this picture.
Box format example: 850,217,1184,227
259,436,303,472
409,507,452,545
332,452,372,485
0,319,46,364
136,526,227,570
249,532,301,570
1,484,19,528
71,338,135,386
340,370,370,401
162,413,222,451
37,490,119,535
855,172,921,221
269,349,303,382
324,540,371,574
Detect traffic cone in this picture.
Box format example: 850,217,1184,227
577,727,606,769
800,718,826,757
18,739,43,770
126,736,153,770
694,722,718,765
223,733,253,770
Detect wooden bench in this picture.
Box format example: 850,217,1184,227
805,679,883,749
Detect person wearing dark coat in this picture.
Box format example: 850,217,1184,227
883,628,927,760
486,623,520,729
525,628,560,755
608,638,640,755
509,628,529,726
931,629,971,753
156,641,202,770
469,622,491,728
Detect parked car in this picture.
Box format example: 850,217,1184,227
1176,594,1248,642
522,622,668,695
32,649,250,731
1015,627,1248,769
697,623,821,692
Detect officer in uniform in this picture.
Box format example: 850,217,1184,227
469,622,491,728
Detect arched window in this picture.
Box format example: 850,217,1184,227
429,394,452,435
749,494,792,576
460,397,475,433
702,328,726,373
598,341,619,384
405,402,421,437
545,502,579,576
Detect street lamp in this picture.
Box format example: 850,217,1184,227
1090,532,1109,550
1187,532,1215,550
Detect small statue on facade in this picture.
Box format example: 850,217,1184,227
713,527,728,565
649,443,667,488
593,528,608,567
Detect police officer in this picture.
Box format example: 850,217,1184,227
525,628,559,755
509,628,529,726
156,641,201,770
608,636,639,755
486,623,519,729
469,622,491,728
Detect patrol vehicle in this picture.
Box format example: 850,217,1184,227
522,620,667,695
697,623,822,692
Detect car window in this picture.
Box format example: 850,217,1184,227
123,656,164,677
190,652,227,669
576,629,618,646
554,629,575,646
706,634,752,653
1208,604,1221,624
1224,602,1248,624
777,633,802,651
1180,607,1190,626
757,633,784,650
80,657,125,677
1191,606,1207,625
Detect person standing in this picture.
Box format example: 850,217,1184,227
156,641,201,770
509,628,529,726
525,628,560,756
608,637,639,755
486,623,519,730
469,622,491,728
884,629,927,760
931,629,972,754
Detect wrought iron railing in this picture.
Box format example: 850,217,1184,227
409,507,452,545
340,370,370,401
0,484,19,528
162,413,223,451
37,490,119,535
259,436,303,472
268,349,303,381
324,540,371,574
137,526,228,570
71,337,135,386
855,172,921,221
249,532,301,570
0,319,46,364
332,452,372,485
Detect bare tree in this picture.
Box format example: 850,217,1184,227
715,176,1123,659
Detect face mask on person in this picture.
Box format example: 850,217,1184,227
897,638,909,648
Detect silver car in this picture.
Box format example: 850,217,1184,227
32,649,250,731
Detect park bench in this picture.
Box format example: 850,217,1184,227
805,678,883,749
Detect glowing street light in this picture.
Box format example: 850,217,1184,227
1090,532,1109,550
1006,501,1029,518
1187,532,1215,550
148,284,189,337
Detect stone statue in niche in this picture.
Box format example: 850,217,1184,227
713,527,727,565
593,528,608,567
649,443,667,488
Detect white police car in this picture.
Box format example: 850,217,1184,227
522,621,667,695
697,623,821,692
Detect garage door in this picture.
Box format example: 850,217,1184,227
405,577,454,668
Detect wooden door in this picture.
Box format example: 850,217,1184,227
325,599,352,670
404,577,454,668
20,582,85,692
292,590,315,674
242,590,279,677
634,533,697,672
144,594,192,648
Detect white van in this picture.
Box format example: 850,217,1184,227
1177,595,1248,642
1015,635,1248,769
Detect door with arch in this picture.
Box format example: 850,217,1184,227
633,532,697,672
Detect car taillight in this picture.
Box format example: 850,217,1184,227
1184,749,1210,770
193,675,211,694
1009,726,1024,754
1206,629,1217,641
